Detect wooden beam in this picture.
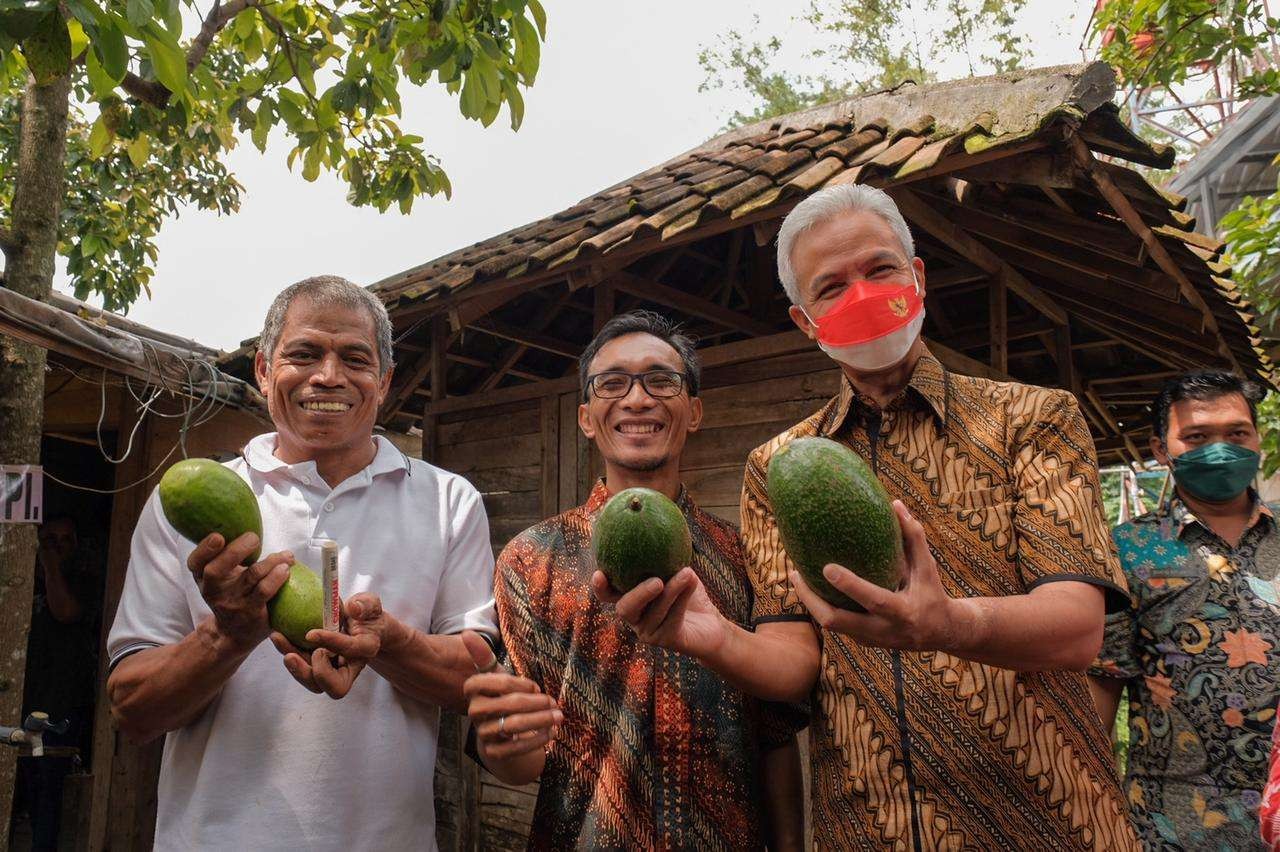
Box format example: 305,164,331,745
611,270,776,336
1053,322,1077,394
593,282,615,335
469,317,583,359
449,353,543,382
892,189,1068,326
379,328,462,424
479,287,577,393
989,274,1008,373
747,241,777,321
1070,136,1242,374
423,315,448,462
1085,385,1145,465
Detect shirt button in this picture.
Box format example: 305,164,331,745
324,502,335,512
301,476,312,485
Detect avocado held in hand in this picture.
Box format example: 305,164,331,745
593,487,692,593
268,562,325,651
159,458,264,566
767,436,903,611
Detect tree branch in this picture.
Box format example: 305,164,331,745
121,72,170,108
188,0,256,72
118,0,253,109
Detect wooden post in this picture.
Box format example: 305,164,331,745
539,395,559,518
88,391,150,851
747,241,776,321
1053,321,1078,395
989,276,1008,374
593,284,614,335
423,314,448,464
557,392,580,513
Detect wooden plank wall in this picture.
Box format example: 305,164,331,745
431,350,841,851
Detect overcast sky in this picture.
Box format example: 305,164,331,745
56,0,1089,350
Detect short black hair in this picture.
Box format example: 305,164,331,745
1150,370,1264,441
578,310,701,401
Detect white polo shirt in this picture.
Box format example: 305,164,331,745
108,433,497,852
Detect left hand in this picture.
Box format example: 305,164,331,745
789,500,971,652
270,592,387,699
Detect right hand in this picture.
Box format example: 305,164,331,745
461,631,561,763
187,532,292,649
590,566,728,659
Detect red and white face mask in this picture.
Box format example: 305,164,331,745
800,271,925,371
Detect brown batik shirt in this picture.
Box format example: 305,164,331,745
495,480,807,851
743,350,1139,851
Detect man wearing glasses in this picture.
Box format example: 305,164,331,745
460,310,807,851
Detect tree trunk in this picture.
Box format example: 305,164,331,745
0,71,72,844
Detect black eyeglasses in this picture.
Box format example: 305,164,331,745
585,370,688,400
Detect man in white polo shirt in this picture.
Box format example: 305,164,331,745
107,275,496,851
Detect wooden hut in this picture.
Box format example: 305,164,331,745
0,289,269,850
341,62,1273,849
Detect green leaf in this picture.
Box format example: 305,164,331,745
87,114,112,158
125,0,153,29
86,42,117,94
459,67,482,117
512,15,539,83
95,16,128,80
526,0,546,39
142,23,185,93
127,134,150,167
501,74,524,131
66,16,86,59
302,143,321,181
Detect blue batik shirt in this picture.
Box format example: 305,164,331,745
1091,493,1280,851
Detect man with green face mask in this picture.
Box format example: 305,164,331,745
1089,370,1279,850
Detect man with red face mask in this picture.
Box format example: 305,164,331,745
602,184,1139,849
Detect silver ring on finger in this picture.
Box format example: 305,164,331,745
498,714,510,739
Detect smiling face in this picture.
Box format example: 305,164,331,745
254,297,392,465
786,209,925,336
577,332,703,475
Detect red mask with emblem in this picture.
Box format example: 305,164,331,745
801,272,926,371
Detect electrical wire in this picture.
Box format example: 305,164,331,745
32,346,240,497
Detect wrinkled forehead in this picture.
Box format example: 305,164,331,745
278,298,378,347
588,332,685,375
1168,393,1255,429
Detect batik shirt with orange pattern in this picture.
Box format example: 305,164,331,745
495,480,806,852
743,351,1138,851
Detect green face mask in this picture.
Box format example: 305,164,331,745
1170,442,1260,503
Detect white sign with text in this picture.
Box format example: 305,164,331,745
2,466,43,523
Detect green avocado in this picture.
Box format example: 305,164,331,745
766,436,903,611
267,562,324,651
592,487,692,593
158,458,263,566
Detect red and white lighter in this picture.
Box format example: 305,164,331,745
320,539,340,632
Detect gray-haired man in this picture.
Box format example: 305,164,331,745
107,276,498,851
604,185,1139,849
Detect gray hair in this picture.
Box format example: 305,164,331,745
775,184,916,305
260,275,395,376
579,310,701,401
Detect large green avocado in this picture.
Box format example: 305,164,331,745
767,436,903,611
267,562,324,651
592,487,692,593
158,458,263,566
